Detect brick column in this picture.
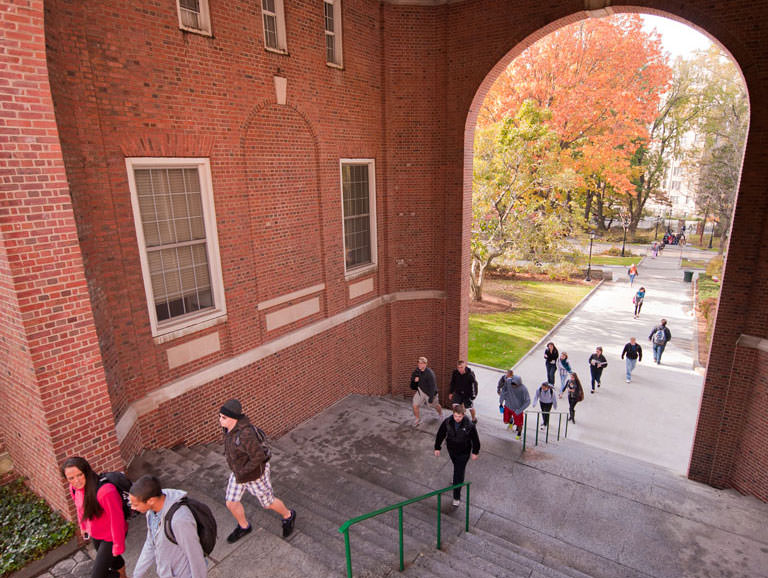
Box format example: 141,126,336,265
0,0,121,514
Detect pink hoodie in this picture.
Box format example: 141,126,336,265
71,482,127,556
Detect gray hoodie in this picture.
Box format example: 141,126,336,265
499,378,531,414
133,489,207,578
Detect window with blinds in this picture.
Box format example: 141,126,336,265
261,0,287,52
127,159,226,337
341,161,376,273
177,0,211,35
324,0,343,67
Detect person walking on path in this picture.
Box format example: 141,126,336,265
434,404,480,507
544,342,559,385
633,287,646,319
497,368,521,394
621,337,643,383
63,457,128,578
628,264,639,286
557,352,572,393
588,346,608,393
219,399,296,543
411,356,443,426
563,373,585,424
129,475,207,578
448,360,478,424
499,373,531,439
648,319,672,364
532,381,558,429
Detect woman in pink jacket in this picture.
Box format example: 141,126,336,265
63,457,128,578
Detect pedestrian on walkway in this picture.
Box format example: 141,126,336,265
63,457,128,578
651,242,659,258
410,356,443,426
129,475,207,578
588,346,608,393
564,373,584,424
448,360,478,424
434,404,480,508
557,352,572,393
499,373,531,440
544,342,559,385
633,287,645,318
648,319,672,364
532,381,558,429
628,264,639,286
219,399,296,543
497,368,521,395
621,337,643,383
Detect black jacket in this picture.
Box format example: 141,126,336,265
410,367,437,400
622,342,643,361
449,368,478,402
544,346,559,364
435,415,480,455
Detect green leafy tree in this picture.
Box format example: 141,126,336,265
471,101,577,300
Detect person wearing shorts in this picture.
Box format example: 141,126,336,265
219,398,296,543
410,356,443,426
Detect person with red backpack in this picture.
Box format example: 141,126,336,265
63,457,128,578
219,398,296,543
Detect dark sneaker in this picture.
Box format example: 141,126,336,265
227,524,252,543
282,510,296,538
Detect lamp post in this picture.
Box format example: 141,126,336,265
585,232,595,282
621,215,630,257
708,220,715,249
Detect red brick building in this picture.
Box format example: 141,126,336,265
1,0,767,515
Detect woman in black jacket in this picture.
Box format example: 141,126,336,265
544,342,559,385
434,404,480,507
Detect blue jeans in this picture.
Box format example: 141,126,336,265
653,343,666,363
625,357,637,381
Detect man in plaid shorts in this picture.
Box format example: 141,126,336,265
219,399,296,543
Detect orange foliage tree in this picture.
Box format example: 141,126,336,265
479,15,672,229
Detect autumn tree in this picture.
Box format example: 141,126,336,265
471,101,577,300
479,15,672,230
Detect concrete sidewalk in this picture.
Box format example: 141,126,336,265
471,247,703,474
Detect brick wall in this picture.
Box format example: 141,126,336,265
0,0,122,516
7,0,765,509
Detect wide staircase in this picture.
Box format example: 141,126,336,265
125,395,768,578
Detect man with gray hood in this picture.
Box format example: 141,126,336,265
499,371,531,440
129,475,207,578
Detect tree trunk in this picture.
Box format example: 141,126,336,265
470,258,487,301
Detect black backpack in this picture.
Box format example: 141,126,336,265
99,471,133,520
164,496,218,557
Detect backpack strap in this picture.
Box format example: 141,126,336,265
163,498,186,545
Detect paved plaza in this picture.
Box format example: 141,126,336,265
472,244,704,474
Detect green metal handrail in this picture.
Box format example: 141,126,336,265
522,409,569,451
338,481,471,577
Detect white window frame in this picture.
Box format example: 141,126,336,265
324,0,343,68
126,157,226,338
261,0,288,54
176,0,212,36
340,159,377,279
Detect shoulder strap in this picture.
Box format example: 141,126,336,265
163,498,186,545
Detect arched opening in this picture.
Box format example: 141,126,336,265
461,10,750,477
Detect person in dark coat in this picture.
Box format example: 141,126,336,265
434,404,480,507
563,372,585,424
448,360,479,423
411,356,443,426
648,319,672,364
544,342,559,385
588,346,608,393
621,337,643,383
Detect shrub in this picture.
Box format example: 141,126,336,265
0,479,75,577
706,256,724,278
547,261,581,280
601,246,635,257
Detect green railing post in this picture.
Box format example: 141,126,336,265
436,493,442,550
522,413,527,451
343,529,353,578
535,413,540,446
465,484,470,532
398,506,404,571
557,413,562,441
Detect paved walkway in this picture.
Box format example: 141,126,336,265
471,246,704,474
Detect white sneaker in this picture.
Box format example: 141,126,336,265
452,499,460,507
626,379,631,383
413,419,421,427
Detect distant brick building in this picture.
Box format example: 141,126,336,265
1,0,767,516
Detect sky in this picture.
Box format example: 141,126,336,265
640,14,713,59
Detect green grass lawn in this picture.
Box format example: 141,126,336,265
681,258,710,269
586,255,640,266
469,279,592,368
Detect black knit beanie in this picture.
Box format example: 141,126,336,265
220,399,243,419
